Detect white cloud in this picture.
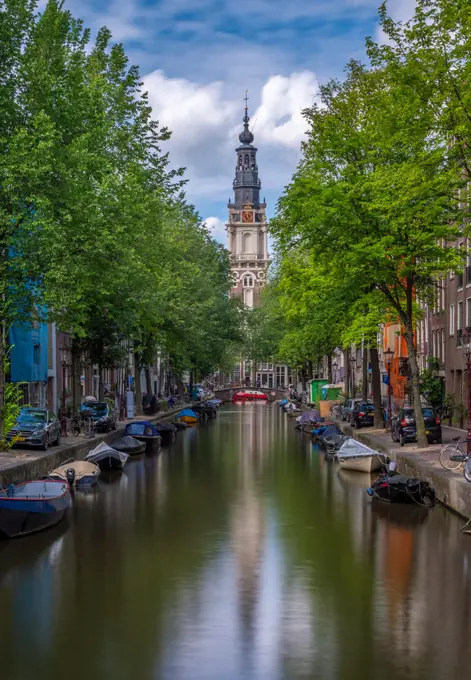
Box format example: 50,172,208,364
142,69,317,208
203,216,227,242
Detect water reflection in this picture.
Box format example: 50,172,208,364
0,404,471,679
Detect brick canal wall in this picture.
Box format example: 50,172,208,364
0,407,184,488
338,421,471,520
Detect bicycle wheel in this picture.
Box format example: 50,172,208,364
439,444,465,471
464,459,471,483
71,420,81,437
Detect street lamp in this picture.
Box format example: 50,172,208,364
384,348,395,431
350,356,356,397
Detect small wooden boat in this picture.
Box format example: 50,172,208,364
49,459,100,488
178,409,199,425
86,442,129,470
337,438,384,473
124,421,162,453
0,480,71,538
111,435,147,456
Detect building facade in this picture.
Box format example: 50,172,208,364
227,101,288,388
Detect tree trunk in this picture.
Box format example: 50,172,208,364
362,345,368,401
145,366,152,395
189,369,194,399
344,349,350,398
301,365,307,392
307,360,313,380
327,354,333,383
133,352,143,416
71,338,81,412
0,327,5,437
98,363,104,401
404,307,427,447
370,347,383,428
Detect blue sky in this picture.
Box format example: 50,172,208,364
55,0,415,243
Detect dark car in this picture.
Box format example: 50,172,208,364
340,398,372,423
7,408,61,450
391,407,442,446
80,401,117,433
351,402,375,429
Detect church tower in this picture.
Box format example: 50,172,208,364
227,96,270,308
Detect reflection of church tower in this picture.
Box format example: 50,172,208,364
227,95,270,309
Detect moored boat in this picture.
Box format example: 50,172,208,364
86,442,129,470
111,435,147,456
178,409,199,425
232,390,268,402
0,480,71,538
337,438,385,473
367,463,435,505
49,459,100,488
123,421,162,452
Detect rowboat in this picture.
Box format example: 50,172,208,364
49,459,100,488
337,438,385,473
0,480,71,538
86,442,129,470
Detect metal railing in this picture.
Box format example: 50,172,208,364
230,253,266,261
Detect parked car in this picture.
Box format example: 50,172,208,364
351,402,375,429
80,401,117,433
340,398,372,423
7,408,61,450
391,407,442,446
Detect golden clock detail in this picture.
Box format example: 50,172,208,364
242,211,253,223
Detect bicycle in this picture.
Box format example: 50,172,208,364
70,411,96,438
439,437,471,482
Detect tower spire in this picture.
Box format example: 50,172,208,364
239,90,254,145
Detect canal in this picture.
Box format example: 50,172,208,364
1,403,471,680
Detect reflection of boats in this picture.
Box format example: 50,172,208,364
0,480,71,538
338,468,373,489
99,470,124,485
111,435,146,456
337,438,385,473
86,442,129,470
178,409,199,425
232,390,268,402
124,421,162,453
372,499,430,527
48,459,100,488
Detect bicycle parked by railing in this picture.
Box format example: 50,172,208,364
439,437,471,482
70,411,96,438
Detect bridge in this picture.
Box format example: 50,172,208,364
214,386,287,402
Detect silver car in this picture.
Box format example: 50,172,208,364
7,408,61,450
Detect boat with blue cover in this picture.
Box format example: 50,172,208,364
178,409,199,425
124,421,163,452
0,480,71,538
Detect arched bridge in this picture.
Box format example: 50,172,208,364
214,386,287,403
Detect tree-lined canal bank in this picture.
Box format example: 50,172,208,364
1,403,471,680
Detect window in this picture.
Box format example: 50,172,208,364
441,329,445,362
432,330,437,358
450,304,455,335
33,344,40,364
467,298,471,329
458,301,464,330
243,276,254,287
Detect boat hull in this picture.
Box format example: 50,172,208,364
0,483,71,539
338,455,383,473
131,434,162,453
180,416,198,425
49,461,100,488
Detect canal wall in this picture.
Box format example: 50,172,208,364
338,422,471,520
0,407,185,488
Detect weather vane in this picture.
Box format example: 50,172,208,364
244,90,249,108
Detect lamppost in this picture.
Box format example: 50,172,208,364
464,333,471,454
350,356,356,397
384,348,394,431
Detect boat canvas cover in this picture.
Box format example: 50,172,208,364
86,441,129,465
337,438,383,459
299,410,321,424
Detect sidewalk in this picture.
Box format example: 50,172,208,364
337,420,471,519
0,408,185,487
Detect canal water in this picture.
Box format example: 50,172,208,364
1,403,471,680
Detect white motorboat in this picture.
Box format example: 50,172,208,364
337,438,385,473
86,442,129,471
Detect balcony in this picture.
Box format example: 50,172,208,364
231,253,266,261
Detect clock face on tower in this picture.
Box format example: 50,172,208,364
242,211,253,223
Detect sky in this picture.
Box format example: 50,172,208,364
55,0,416,243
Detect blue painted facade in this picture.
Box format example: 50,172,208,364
9,322,48,383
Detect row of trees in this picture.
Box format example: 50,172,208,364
0,0,242,424
253,0,471,447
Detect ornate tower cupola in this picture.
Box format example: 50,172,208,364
227,93,270,309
